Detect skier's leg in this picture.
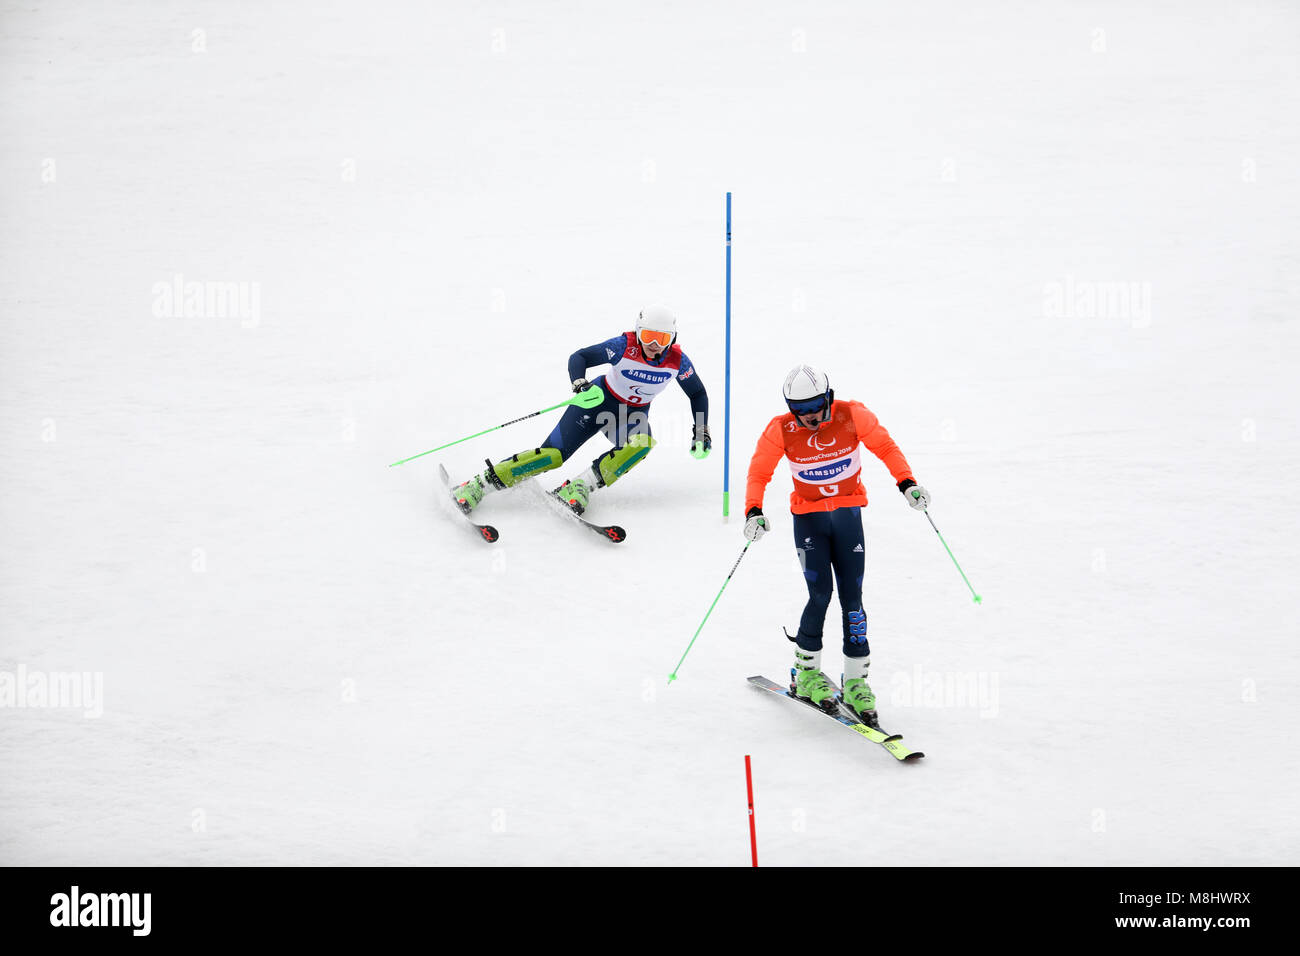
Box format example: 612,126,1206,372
789,511,837,710
594,433,656,486
484,447,566,489
539,389,612,463
596,403,653,485
453,445,567,512
453,393,603,512
829,507,875,716
829,507,867,655
792,511,835,649
557,401,654,514
556,434,656,513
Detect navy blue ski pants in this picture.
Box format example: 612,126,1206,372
791,507,869,658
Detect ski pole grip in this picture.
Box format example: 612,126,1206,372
571,386,605,410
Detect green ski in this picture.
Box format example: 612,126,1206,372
748,675,924,763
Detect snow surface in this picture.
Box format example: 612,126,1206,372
2,0,1298,866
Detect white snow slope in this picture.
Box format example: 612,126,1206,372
2,1,1298,866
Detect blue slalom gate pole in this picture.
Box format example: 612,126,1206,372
723,192,732,519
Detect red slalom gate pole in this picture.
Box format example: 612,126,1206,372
745,754,758,867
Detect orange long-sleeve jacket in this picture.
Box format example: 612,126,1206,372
745,399,914,515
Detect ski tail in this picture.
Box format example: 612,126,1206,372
531,481,627,542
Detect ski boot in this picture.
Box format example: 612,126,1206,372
839,656,877,724
555,477,592,515
790,648,838,714
453,473,488,514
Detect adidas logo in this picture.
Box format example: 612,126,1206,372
853,543,863,552
606,347,616,359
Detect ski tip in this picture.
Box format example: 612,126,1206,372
604,526,627,543
903,752,925,762
973,595,982,604
480,526,500,543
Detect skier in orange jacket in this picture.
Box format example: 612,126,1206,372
744,365,930,721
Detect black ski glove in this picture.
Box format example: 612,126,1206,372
898,478,931,510
691,423,711,459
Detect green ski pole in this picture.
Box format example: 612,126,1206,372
669,540,751,684
920,506,982,604
389,387,606,468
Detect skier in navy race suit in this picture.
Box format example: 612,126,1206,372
450,305,710,516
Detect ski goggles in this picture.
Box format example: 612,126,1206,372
787,395,830,417
638,328,673,349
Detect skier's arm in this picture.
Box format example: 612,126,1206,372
567,337,625,385
851,402,929,507
676,353,709,436
850,402,914,486
744,418,786,515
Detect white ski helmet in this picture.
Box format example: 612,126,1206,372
636,305,677,350
783,365,833,423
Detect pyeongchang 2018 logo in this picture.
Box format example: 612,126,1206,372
798,459,852,482
622,368,672,385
